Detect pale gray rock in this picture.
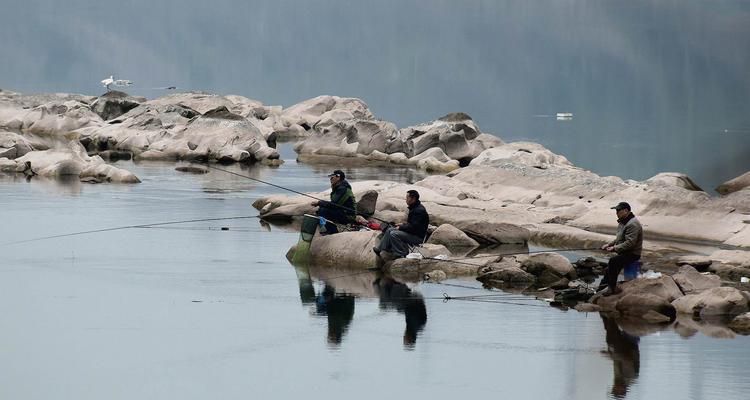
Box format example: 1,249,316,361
12,141,139,183
716,171,750,195
282,95,373,129
672,287,750,317
427,224,480,250
672,265,721,294
90,91,145,121
0,130,33,158
593,275,684,313
646,172,704,192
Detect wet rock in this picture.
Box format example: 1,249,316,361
593,275,684,313
90,91,145,121
287,230,380,269
574,303,601,312
672,287,750,318
97,150,132,161
574,257,605,276
646,172,704,192
427,224,479,250
175,166,209,174
517,252,575,286
672,265,721,294
728,312,750,335
477,265,535,285
716,171,750,195
615,293,676,321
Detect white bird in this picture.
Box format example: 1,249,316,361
101,75,114,91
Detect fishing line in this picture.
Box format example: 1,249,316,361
0,215,261,247
203,163,391,224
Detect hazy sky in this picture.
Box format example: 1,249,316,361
1,0,748,189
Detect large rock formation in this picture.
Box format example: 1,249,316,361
294,110,503,172
716,171,750,195
2,141,139,183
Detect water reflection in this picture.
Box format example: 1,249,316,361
373,275,427,350
293,264,427,349
600,315,640,399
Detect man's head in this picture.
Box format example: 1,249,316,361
611,201,632,219
328,169,345,186
406,190,420,207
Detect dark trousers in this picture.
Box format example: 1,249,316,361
318,206,350,234
375,226,423,258
601,253,640,291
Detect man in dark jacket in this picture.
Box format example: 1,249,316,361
599,202,643,295
373,190,429,258
311,169,357,234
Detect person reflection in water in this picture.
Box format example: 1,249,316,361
373,275,427,349
314,285,355,347
600,315,640,399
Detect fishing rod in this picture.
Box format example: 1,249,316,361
0,215,260,247
203,163,392,224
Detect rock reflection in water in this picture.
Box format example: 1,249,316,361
600,315,640,399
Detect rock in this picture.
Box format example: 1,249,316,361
288,230,380,269
672,265,721,294
452,220,531,245
97,150,132,161
574,257,604,275
672,287,750,317
675,255,713,270
427,224,480,250
12,141,139,183
469,142,573,168
0,130,33,159
709,249,750,266
412,243,452,258
615,293,676,321
518,252,575,277
728,312,750,334
709,263,750,282
356,190,378,217
89,91,145,121
423,270,447,282
477,264,535,285
646,172,704,192
593,275,684,312
175,166,209,174
0,157,17,171
574,303,601,312
716,171,750,195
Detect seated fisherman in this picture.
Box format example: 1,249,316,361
310,169,357,234
598,202,643,296
373,190,429,258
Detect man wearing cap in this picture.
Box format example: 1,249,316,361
373,190,429,258
311,170,357,234
599,202,643,295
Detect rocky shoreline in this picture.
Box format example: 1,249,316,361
2,88,749,331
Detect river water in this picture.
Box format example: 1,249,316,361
1,155,748,400
1,0,748,189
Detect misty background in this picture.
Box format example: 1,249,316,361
1,0,748,190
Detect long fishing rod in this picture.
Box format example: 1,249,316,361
203,163,391,224
0,215,260,247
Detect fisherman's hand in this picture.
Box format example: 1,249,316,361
600,244,609,250
311,201,319,206
606,246,615,252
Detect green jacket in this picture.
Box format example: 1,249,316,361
319,180,357,222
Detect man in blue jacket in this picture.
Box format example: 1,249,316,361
311,169,357,234
373,190,429,258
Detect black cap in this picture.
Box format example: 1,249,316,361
611,202,631,211
328,169,345,180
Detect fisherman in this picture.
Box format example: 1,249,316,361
598,202,643,295
310,169,357,234
373,190,429,258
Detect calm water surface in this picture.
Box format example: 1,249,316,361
1,156,749,400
